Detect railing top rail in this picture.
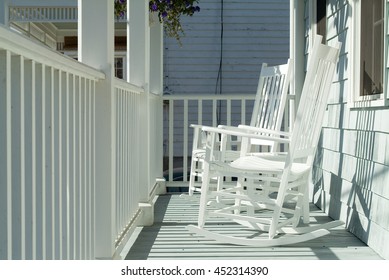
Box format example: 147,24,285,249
162,94,295,101
162,94,257,101
0,24,105,81
114,78,144,94
9,5,76,8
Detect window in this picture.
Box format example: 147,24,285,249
360,0,384,96
350,0,386,107
114,57,124,79
316,0,327,43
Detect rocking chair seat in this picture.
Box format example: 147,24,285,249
230,156,310,177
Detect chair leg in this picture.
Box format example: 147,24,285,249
302,181,310,224
197,159,212,227
188,157,198,196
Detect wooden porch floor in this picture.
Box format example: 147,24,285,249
122,194,383,260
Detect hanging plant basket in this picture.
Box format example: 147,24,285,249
114,0,200,44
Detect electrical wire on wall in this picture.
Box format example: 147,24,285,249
215,0,224,125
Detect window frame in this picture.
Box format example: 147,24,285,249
349,0,388,108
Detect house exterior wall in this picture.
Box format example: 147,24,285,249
163,0,290,160
306,0,389,259
163,0,290,96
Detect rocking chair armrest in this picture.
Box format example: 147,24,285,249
235,125,291,137
190,123,226,132
190,124,204,130
216,125,291,139
199,126,290,144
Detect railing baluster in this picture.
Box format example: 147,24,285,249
212,99,217,127
242,99,246,125
0,50,13,260
90,80,96,259
227,99,231,126
49,66,55,260
86,79,92,259
169,100,174,182
35,62,43,260
42,64,47,260
77,75,82,260
198,99,203,124
71,74,76,260
30,60,36,260
7,51,12,260
83,77,87,259
65,72,70,260
183,99,188,182
19,55,26,260
58,70,64,260
125,92,129,227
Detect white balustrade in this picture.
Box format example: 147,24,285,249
0,25,161,260
162,94,255,188
9,6,78,22
0,27,102,259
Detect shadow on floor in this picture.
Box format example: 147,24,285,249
125,194,382,260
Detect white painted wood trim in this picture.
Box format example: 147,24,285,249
0,26,104,80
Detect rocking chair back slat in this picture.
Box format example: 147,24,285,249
289,40,341,165
251,63,290,134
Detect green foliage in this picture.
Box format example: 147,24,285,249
149,0,200,43
114,1,200,44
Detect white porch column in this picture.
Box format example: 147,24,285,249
127,0,152,217
0,0,9,25
149,13,165,197
290,0,305,106
78,0,115,259
149,12,163,95
127,0,150,86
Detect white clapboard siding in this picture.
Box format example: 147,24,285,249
164,0,290,96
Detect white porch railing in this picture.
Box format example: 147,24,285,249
0,25,161,259
112,80,163,249
163,94,256,188
162,94,293,189
113,80,143,248
9,6,78,22
8,6,127,23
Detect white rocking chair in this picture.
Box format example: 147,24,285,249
187,36,343,246
188,60,293,196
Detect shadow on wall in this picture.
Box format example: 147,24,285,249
311,1,388,247
313,104,388,246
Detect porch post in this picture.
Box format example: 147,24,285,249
78,0,115,259
149,12,163,95
127,0,154,226
127,0,150,86
149,12,165,194
0,0,9,25
290,0,305,106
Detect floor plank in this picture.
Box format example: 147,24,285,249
123,194,383,260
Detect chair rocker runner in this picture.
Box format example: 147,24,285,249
188,60,293,196
187,36,343,246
